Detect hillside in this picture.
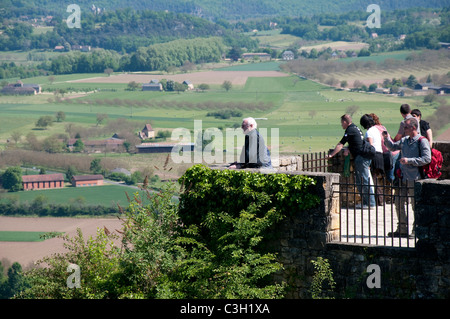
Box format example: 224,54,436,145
2,0,450,20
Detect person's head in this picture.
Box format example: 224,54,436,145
400,104,411,117
369,113,381,125
241,117,257,134
340,114,352,129
360,114,375,130
411,109,422,120
404,118,418,137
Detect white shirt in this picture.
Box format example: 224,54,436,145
366,126,383,153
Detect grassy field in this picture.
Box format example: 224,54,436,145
0,71,440,156
0,184,144,208
0,231,53,242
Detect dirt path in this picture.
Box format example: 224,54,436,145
0,216,123,269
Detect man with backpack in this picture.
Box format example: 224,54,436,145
327,114,376,208
382,118,431,238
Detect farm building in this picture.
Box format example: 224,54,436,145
1,81,41,95
22,174,65,190
183,80,194,90
67,137,125,152
71,175,104,187
139,124,155,139
282,50,294,61
142,80,163,91
414,83,446,94
136,142,194,154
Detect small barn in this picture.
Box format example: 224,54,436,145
22,174,65,190
139,124,155,139
142,80,163,91
282,50,294,61
71,175,104,187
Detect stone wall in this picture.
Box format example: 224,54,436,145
271,171,450,299
272,155,302,172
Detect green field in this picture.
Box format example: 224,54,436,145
0,72,441,155
216,61,283,71
0,184,143,208
0,231,52,242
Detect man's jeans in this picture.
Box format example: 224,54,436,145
354,155,376,207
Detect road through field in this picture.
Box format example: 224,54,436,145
0,216,123,269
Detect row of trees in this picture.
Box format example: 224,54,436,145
46,37,225,75
281,49,450,85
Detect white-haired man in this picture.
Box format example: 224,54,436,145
229,117,272,169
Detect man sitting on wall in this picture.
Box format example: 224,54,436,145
228,117,272,169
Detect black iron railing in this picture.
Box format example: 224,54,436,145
334,176,416,248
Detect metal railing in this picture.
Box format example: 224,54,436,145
334,176,416,248
301,151,331,172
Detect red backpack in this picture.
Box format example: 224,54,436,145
419,136,443,179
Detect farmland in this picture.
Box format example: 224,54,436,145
0,184,142,209
1,64,444,160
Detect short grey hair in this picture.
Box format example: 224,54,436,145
243,117,257,129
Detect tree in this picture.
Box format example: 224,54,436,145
96,113,108,126
35,116,54,129
173,82,187,93
346,105,360,117
10,131,22,145
368,83,378,92
197,83,209,92
406,74,418,88
42,136,64,153
73,139,84,152
104,68,114,76
65,166,78,182
2,166,23,192
424,92,437,104
222,80,232,92
55,111,66,122
0,262,29,299
127,81,140,91
90,158,102,174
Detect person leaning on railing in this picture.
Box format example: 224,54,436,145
382,118,431,238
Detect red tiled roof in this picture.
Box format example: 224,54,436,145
22,174,64,183
72,175,104,181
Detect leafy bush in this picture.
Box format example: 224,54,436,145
17,166,321,299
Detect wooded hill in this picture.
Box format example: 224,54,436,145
2,0,449,20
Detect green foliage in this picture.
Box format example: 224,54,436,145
310,257,336,299
35,115,53,129
89,158,102,174
0,262,30,299
1,166,23,192
17,228,122,299
178,164,320,226
17,167,321,299
171,165,321,298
